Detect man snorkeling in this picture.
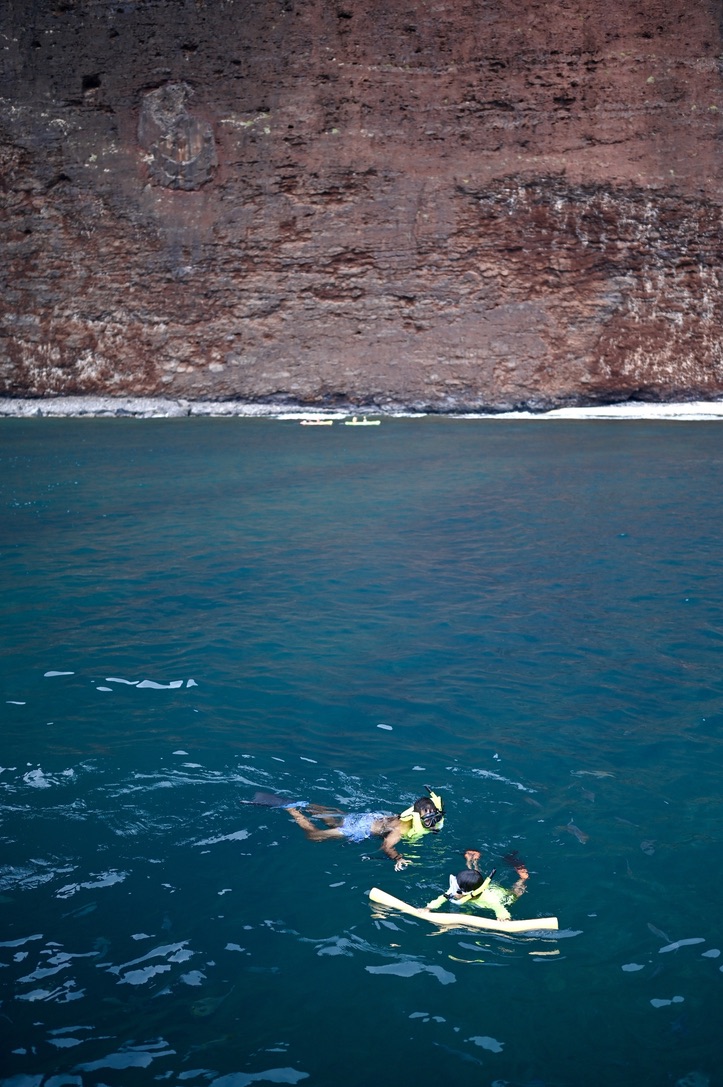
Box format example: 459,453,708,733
426,847,529,921
266,787,445,871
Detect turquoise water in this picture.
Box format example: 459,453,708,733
1,418,722,1087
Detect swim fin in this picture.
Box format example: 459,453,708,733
240,791,292,807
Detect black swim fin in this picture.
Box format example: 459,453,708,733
240,791,292,808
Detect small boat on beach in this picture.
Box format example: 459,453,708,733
299,418,334,426
344,416,380,426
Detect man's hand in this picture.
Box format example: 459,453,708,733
394,857,411,872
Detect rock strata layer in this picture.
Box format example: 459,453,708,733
1,0,721,410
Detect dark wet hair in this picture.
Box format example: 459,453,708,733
413,797,436,815
456,869,483,893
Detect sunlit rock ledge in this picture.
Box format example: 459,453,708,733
2,397,723,421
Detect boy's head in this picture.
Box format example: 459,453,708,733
454,868,484,894
413,796,444,830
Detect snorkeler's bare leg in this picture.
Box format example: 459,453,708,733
503,851,529,897
304,803,344,827
511,869,529,897
286,807,344,841
463,849,482,871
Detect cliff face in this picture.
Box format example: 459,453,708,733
1,0,721,410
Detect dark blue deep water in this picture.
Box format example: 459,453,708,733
1,418,722,1087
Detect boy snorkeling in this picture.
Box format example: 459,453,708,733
283,787,445,871
427,848,529,921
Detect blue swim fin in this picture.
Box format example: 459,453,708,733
241,791,294,807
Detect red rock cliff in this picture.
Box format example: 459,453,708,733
1,0,721,410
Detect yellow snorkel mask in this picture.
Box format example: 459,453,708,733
399,786,445,838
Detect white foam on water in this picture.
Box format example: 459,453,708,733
180,971,206,986
194,829,250,847
131,933,154,941
622,963,646,972
49,950,98,965
110,941,189,977
209,1069,309,1086
659,938,705,953
120,963,172,986
48,1026,93,1036
45,1076,84,1087
105,677,139,685
55,870,127,899
462,401,723,421
377,724,393,731
468,1035,504,1053
0,861,75,893
23,768,52,789
44,671,75,677
96,687,112,692
7,701,26,705
48,1037,84,1048
460,766,536,793
186,679,198,687
18,962,71,983
22,767,77,790
316,937,355,957
299,757,317,763
173,750,189,755
137,679,184,689
702,948,720,958
168,949,194,963
18,987,61,1002
225,944,245,952
366,961,456,985
651,996,685,1007
74,1040,175,1070
0,934,43,948
18,980,84,1003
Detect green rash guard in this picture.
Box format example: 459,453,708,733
468,882,515,913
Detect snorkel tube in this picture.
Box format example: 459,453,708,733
399,785,445,839
424,786,445,825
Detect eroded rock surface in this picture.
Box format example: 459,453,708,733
0,0,721,409
138,82,217,191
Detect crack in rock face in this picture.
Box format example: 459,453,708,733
138,82,217,191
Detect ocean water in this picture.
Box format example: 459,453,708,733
1,416,722,1087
